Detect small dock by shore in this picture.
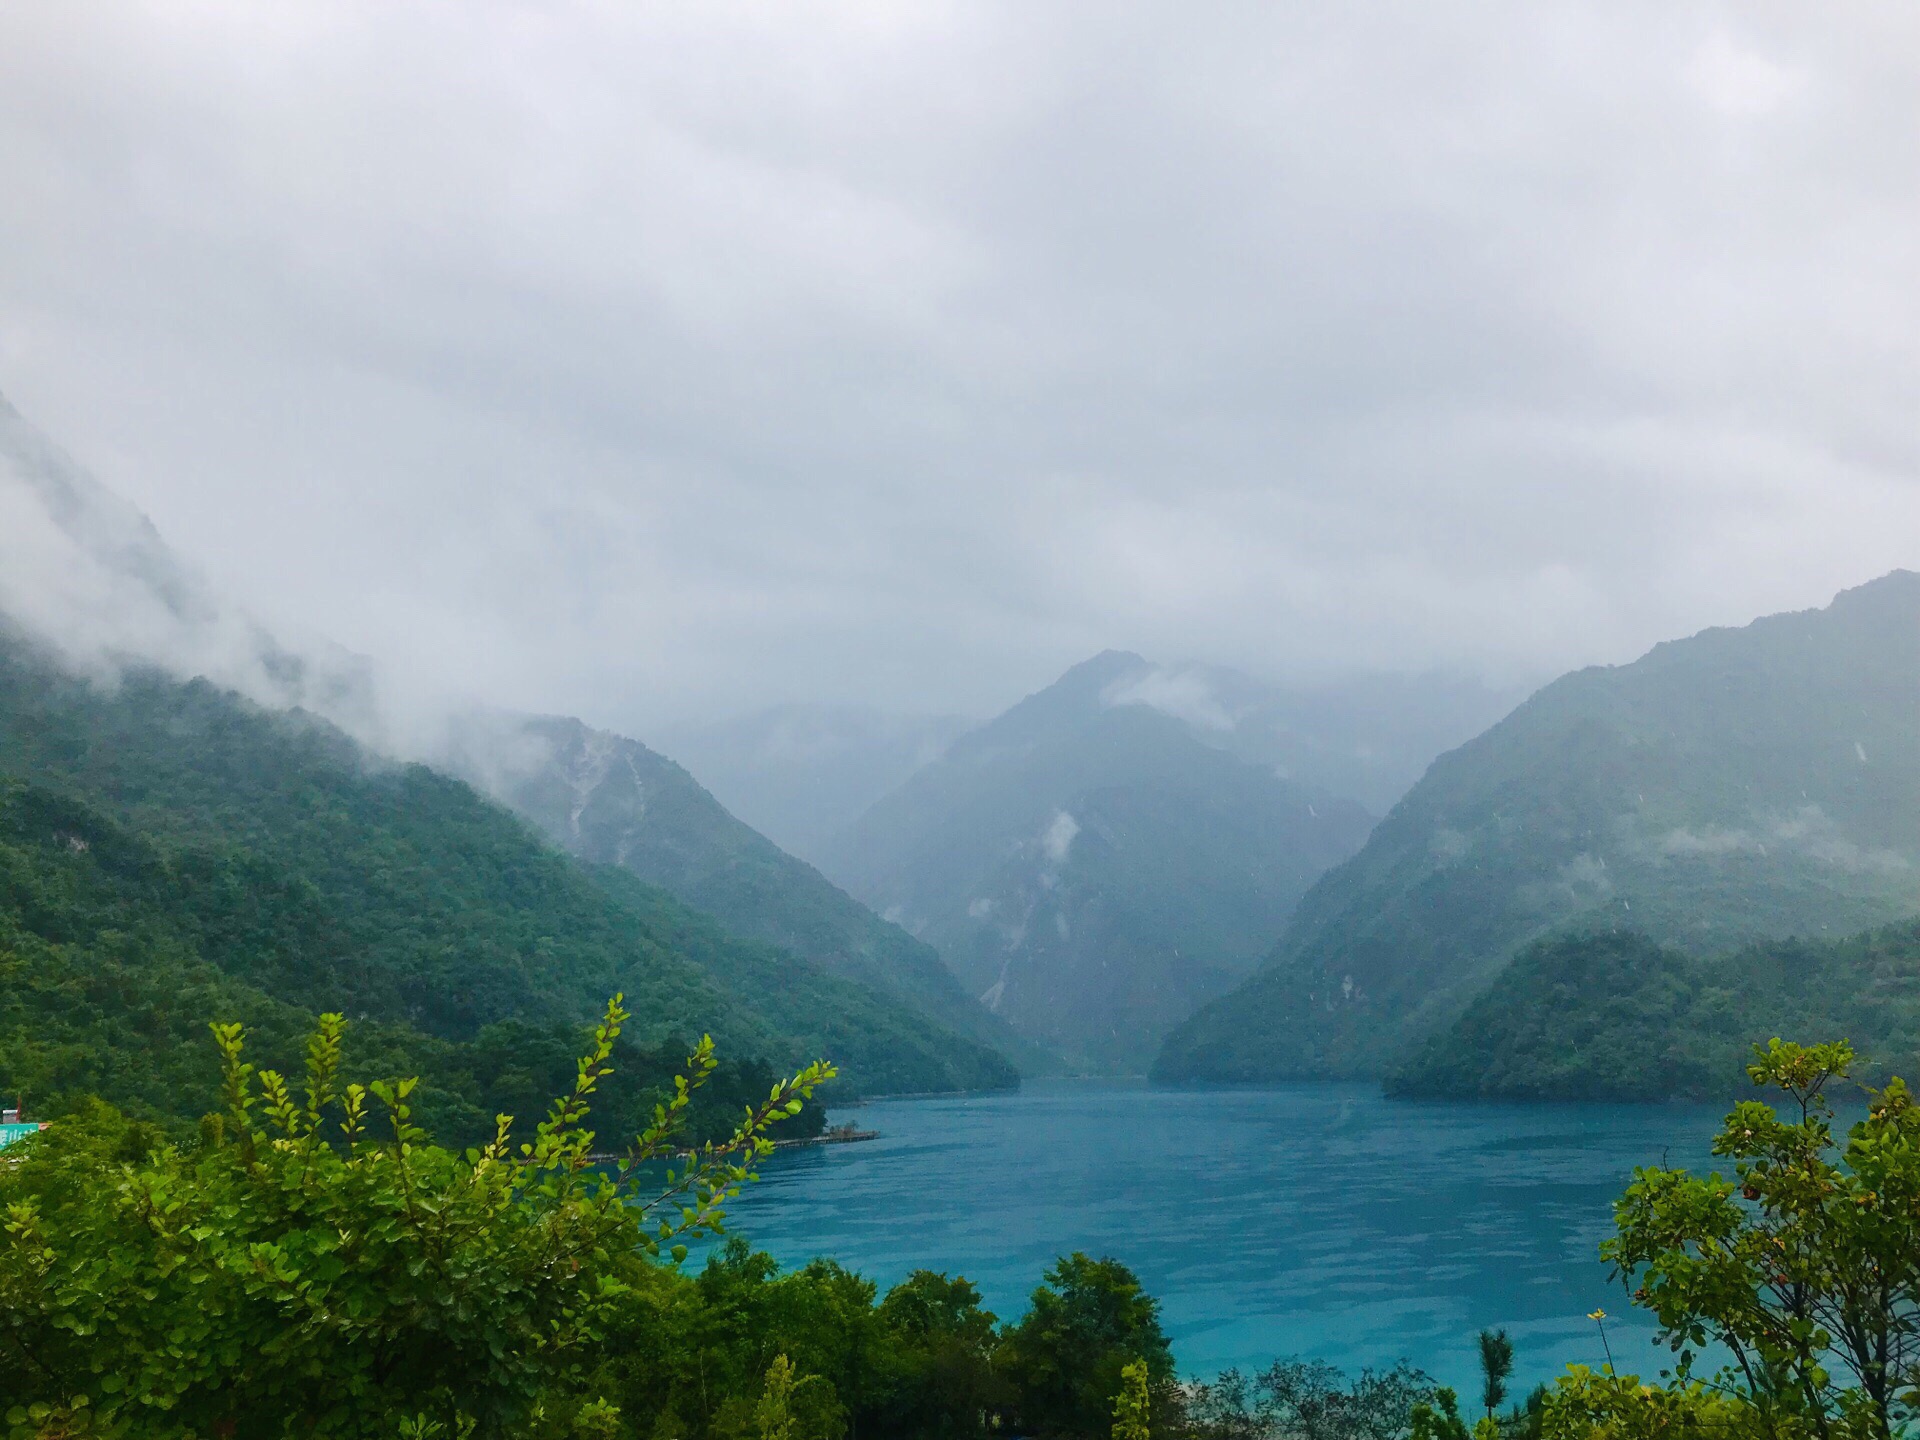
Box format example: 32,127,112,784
772,1123,878,1150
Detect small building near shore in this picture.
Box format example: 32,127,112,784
0,1106,47,1150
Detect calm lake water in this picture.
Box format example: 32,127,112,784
712,1081,1730,1397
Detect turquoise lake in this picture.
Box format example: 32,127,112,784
714,1081,1730,1397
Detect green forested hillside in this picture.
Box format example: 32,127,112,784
0,635,1016,1106
1156,573,1920,1083
1386,921,1920,1100
0,778,828,1142
451,712,1032,1078
820,652,1375,1071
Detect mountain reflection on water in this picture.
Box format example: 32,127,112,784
709,1080,1727,1396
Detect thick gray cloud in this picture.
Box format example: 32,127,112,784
0,1,1915,734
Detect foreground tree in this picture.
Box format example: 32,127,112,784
0,997,831,1439
870,1270,1009,1439
998,1254,1175,1439
1478,1330,1514,1419
1546,1038,1920,1440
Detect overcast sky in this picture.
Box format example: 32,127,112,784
1,2,1916,733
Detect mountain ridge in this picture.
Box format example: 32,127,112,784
1155,571,1920,1083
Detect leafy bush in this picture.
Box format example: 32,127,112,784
0,999,831,1438
1543,1038,1920,1440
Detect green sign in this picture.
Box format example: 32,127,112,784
0,1122,43,1148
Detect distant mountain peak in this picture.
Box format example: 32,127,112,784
819,649,1381,1069
1064,648,1151,679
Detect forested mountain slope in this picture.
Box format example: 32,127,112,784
0,634,1015,1100
820,651,1374,1069
448,711,1032,1077
1157,573,1920,1082
1386,921,1920,1100
0,773,836,1146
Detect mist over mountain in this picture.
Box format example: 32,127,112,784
651,707,974,865
662,668,1518,866
0,390,444,763
1095,660,1526,815
817,652,1378,1070
11,9,1920,1424
0,393,1024,1089
1157,573,1920,1083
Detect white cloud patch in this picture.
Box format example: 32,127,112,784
1685,31,1805,118
1042,809,1080,865
1557,852,1615,901
1102,666,1239,733
1660,824,1755,857
1659,807,1912,875
0,396,427,749
0,395,566,771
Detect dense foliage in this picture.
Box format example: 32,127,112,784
1536,1039,1920,1440
1387,923,1920,1101
1,999,835,1438
0,776,822,1144
998,1253,1178,1437
0,636,1015,1098
1158,571,1920,1084
49,980,1920,1440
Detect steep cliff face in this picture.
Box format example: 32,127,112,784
1157,573,1920,1083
